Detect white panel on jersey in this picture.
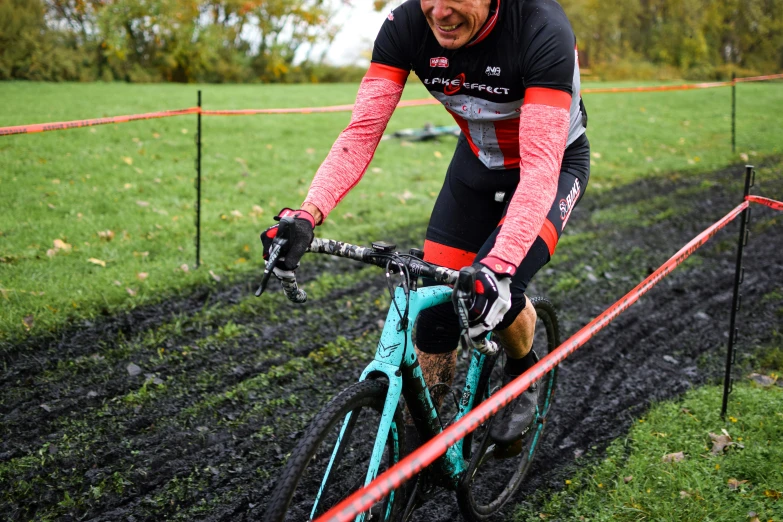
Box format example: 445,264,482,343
567,50,587,147
430,92,522,122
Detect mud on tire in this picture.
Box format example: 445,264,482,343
265,378,406,522
456,297,560,521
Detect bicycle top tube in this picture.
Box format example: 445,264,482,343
308,238,459,285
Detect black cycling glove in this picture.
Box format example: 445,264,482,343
260,208,315,272
467,262,512,338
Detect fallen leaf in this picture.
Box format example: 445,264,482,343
136,200,150,207
113,280,122,286
136,272,148,281
52,178,60,184
153,132,160,139
230,210,243,218
624,475,633,483
592,152,602,159
727,478,748,490
180,264,189,273
748,373,776,387
126,287,137,296
122,156,133,165
53,239,72,252
434,151,443,158
679,490,690,498
249,205,264,218
306,148,315,154
709,432,734,455
47,203,56,209
181,128,188,134
22,315,34,331
46,249,57,258
765,489,782,500
98,230,115,242
209,270,221,282
662,451,685,463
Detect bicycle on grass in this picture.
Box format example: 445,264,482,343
262,217,561,522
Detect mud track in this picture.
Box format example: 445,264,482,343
1,161,781,521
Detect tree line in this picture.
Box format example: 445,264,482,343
1,0,781,83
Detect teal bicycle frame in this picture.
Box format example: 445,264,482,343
311,284,491,521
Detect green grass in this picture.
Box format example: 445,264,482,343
514,381,783,522
1,80,782,339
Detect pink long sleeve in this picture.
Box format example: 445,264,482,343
303,65,408,220
484,92,571,273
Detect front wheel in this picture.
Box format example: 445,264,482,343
457,297,560,521
265,379,406,522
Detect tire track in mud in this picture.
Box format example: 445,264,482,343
1,161,781,520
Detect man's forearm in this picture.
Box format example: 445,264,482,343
303,65,408,222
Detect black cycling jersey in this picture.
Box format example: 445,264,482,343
372,0,587,170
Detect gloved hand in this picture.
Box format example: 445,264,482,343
260,208,315,274
467,262,512,338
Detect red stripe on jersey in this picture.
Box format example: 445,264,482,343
468,0,501,47
423,240,476,270
539,219,558,256
523,87,572,110
495,216,558,256
448,112,480,157
366,62,409,85
494,118,521,168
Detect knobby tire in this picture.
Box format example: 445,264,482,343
456,297,560,521
266,379,406,522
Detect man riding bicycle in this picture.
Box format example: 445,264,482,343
262,0,589,452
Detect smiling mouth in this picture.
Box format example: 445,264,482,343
437,23,462,32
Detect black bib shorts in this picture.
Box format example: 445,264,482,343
415,133,591,354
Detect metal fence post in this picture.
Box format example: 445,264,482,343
731,72,736,153
721,164,754,419
196,90,202,268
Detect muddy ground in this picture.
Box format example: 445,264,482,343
1,160,782,521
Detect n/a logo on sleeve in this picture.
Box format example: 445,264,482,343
430,57,449,68
485,66,501,76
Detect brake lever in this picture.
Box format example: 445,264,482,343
255,237,288,297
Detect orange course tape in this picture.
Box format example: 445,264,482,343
0,107,200,136
582,81,731,94
1,73,779,135
747,195,783,211
315,200,751,522
735,73,783,83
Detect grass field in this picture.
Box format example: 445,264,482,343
1,79,782,340
514,381,783,522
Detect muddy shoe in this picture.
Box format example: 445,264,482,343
489,372,540,445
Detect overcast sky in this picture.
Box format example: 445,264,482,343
297,2,400,66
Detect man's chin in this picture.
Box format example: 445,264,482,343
434,34,467,49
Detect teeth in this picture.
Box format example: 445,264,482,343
440,24,458,30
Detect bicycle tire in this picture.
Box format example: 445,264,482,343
266,379,406,522
457,296,560,521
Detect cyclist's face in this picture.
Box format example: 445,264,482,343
421,0,492,49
